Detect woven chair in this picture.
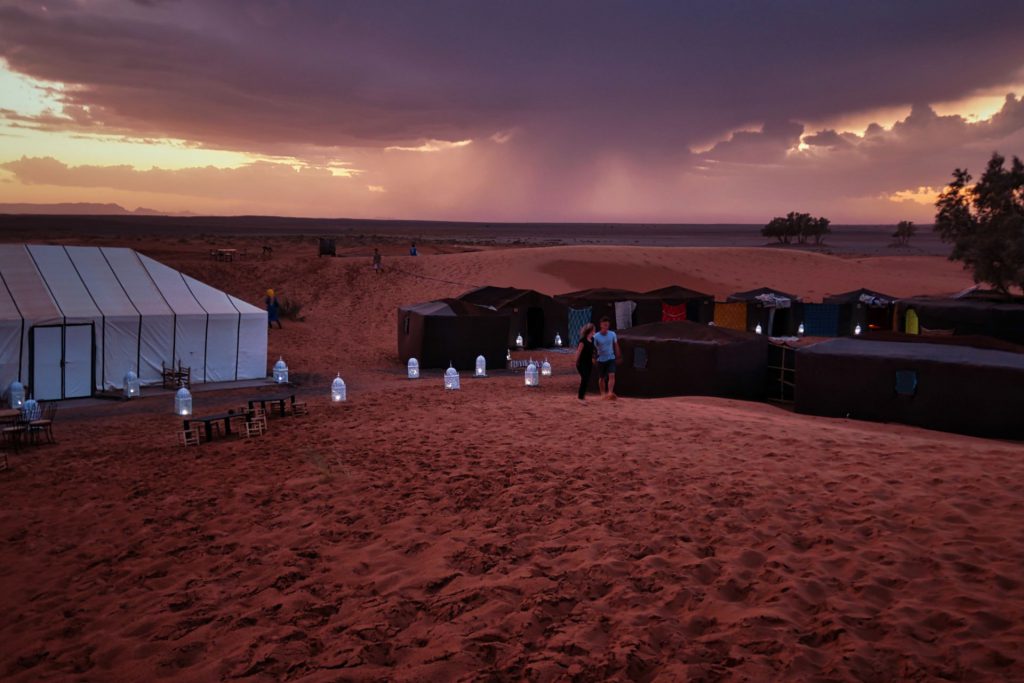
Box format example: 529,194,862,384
291,401,309,417
28,401,57,444
240,419,265,438
178,428,201,447
250,407,268,432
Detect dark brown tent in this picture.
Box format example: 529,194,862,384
634,286,715,325
614,321,769,399
894,296,1024,345
554,287,646,330
726,287,803,336
457,286,567,349
795,338,1024,438
822,288,896,335
397,299,510,370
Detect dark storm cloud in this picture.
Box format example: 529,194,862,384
3,0,1024,155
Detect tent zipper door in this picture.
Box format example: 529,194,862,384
29,323,95,400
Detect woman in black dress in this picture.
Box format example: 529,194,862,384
575,323,596,401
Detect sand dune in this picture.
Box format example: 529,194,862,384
1,236,1018,681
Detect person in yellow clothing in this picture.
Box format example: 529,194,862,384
265,288,282,329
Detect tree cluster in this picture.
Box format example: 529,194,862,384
935,152,1024,296
892,220,916,246
761,212,831,245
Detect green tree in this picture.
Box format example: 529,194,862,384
892,220,916,246
934,152,1024,295
761,212,831,246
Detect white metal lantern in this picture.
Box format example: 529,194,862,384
124,371,141,398
797,323,805,336
475,355,487,377
755,323,763,335
854,324,862,336
7,380,25,408
444,365,460,390
554,333,563,347
541,359,552,377
407,357,420,379
175,386,193,416
506,348,512,361
525,362,539,387
273,357,289,384
515,333,524,348
331,373,347,402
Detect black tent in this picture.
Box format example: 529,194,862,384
554,287,646,330
634,286,715,325
795,338,1024,438
726,287,803,336
823,288,897,335
457,286,567,349
397,299,510,370
894,295,1024,345
614,321,769,399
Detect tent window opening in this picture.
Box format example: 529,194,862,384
633,346,648,370
895,370,917,397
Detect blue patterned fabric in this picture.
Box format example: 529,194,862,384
568,306,593,347
802,304,840,336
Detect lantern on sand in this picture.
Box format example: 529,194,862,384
554,333,563,347
124,371,141,398
515,333,524,348
407,357,420,379
8,381,25,408
175,386,193,416
331,373,347,402
525,362,539,387
797,323,805,336
854,324,862,336
755,324,763,335
541,359,552,377
475,355,487,378
444,365,460,390
273,357,289,383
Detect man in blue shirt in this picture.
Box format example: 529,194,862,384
593,316,621,399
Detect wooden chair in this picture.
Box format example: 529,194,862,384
249,408,268,433
178,428,201,447
1,422,26,453
240,420,265,438
291,401,309,416
0,445,8,471
28,401,57,444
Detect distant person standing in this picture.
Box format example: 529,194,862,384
574,322,596,402
265,289,282,329
373,248,382,273
593,316,621,399
410,243,418,256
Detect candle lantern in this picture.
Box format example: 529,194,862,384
755,323,763,335
541,359,552,377
7,381,25,408
525,362,539,387
506,348,511,361
854,324,862,336
797,323,805,336
175,386,193,416
444,365,460,390
407,357,420,379
554,333,562,347
515,333,524,348
331,373,347,402
124,371,141,398
273,357,289,384
475,355,487,378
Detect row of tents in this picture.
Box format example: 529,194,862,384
398,285,1024,370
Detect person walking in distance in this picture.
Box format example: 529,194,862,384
265,288,282,329
372,248,382,273
574,322,596,402
593,316,621,399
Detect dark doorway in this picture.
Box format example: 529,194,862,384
526,307,545,348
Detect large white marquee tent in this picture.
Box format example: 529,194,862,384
0,244,267,400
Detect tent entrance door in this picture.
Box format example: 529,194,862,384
30,323,95,400
526,307,545,348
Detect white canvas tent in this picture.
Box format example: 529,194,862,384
0,244,267,400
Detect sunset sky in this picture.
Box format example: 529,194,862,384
1,0,1023,223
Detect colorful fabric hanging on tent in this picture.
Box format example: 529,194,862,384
713,302,747,331
661,302,687,322
802,304,840,336
905,308,919,335
568,306,593,347
615,300,636,329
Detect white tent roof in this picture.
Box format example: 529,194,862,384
0,244,267,397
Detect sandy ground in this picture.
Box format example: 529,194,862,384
2,235,1022,681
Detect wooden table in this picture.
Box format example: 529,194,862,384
215,248,237,262
0,408,21,421
183,411,237,441
247,394,295,417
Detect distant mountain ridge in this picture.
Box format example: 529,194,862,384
0,202,168,215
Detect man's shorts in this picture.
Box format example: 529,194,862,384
597,359,616,378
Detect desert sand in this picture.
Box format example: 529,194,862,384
2,235,1022,681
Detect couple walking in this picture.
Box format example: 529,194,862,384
574,317,620,401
